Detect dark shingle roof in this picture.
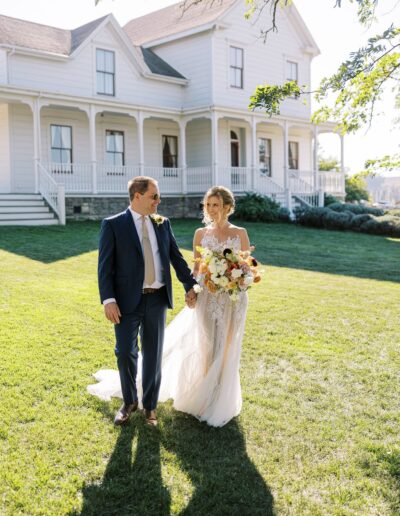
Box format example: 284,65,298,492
141,47,186,79
123,0,236,46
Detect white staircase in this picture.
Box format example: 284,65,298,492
0,194,58,226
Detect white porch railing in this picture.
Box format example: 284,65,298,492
46,163,92,193
97,164,141,193
319,171,346,196
187,166,213,193
219,167,249,192
289,172,319,207
143,166,184,194
38,163,65,224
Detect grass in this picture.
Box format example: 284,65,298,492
0,220,399,515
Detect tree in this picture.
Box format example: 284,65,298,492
345,174,370,202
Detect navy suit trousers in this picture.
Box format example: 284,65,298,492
114,287,168,410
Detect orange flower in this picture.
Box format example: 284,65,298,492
207,280,217,293
199,262,208,274
253,275,261,283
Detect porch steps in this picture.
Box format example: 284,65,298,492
0,194,58,226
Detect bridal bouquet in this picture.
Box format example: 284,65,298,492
195,246,261,300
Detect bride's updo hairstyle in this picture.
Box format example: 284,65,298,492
202,185,235,225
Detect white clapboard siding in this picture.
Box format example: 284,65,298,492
152,33,212,109
0,49,7,84
8,23,183,110
40,108,91,164
9,104,35,192
186,118,212,167
212,1,312,119
0,104,11,192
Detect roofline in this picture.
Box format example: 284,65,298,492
141,21,228,49
286,3,320,57
0,43,69,61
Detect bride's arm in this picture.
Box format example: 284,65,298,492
238,228,251,251
192,228,204,278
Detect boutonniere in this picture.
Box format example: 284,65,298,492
150,214,166,226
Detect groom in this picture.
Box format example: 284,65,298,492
98,176,197,427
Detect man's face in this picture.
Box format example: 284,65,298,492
134,182,161,215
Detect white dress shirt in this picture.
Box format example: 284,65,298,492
103,208,165,305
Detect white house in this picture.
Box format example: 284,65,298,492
0,0,345,225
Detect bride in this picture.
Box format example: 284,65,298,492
89,186,251,427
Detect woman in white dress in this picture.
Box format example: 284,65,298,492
89,186,251,427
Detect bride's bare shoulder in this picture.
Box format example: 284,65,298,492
228,223,248,235
193,226,207,242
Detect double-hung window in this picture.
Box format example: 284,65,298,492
51,124,72,172
162,135,178,176
286,60,298,83
106,130,124,171
230,46,244,89
288,141,299,170
96,49,115,96
258,138,272,177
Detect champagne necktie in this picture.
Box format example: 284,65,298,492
141,216,156,285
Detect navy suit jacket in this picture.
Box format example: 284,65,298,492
98,209,196,314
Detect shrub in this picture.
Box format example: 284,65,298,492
294,207,328,228
322,210,353,230
360,215,400,237
234,192,286,222
278,207,291,222
385,209,400,218
350,214,375,231
324,194,339,206
329,202,384,216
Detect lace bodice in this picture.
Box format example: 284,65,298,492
200,233,241,252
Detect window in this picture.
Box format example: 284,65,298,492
230,46,243,89
288,141,299,170
96,49,115,96
51,125,72,172
230,130,240,167
162,135,178,174
286,60,298,82
258,138,272,176
106,131,124,172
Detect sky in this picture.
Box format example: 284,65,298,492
0,0,399,174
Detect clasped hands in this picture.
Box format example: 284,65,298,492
185,287,197,309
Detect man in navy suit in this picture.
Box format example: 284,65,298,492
98,176,197,426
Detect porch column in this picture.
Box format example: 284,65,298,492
283,121,292,211
32,99,41,193
179,120,187,194
89,105,97,194
138,111,144,176
313,125,319,191
340,134,345,195
251,116,257,191
211,111,219,184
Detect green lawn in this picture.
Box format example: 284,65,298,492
0,220,399,515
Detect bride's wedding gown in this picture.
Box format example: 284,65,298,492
88,234,248,427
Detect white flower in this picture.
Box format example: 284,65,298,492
193,284,203,294
218,276,229,288
211,274,220,284
209,258,217,274
243,275,254,286
231,268,243,279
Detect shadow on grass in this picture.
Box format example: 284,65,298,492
1,220,398,282
360,446,400,513
78,405,274,515
0,222,101,263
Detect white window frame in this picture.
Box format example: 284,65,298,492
95,48,116,96
258,137,272,177
229,46,244,89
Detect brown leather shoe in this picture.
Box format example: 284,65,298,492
114,402,138,426
144,409,158,427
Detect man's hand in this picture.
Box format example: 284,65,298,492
104,302,121,324
185,288,197,309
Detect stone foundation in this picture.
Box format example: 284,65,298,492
66,195,204,221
